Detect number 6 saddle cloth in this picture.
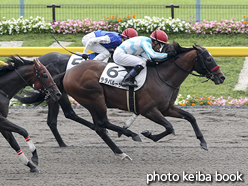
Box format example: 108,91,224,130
99,62,147,91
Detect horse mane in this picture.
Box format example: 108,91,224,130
170,41,194,54
0,55,34,78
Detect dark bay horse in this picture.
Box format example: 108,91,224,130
15,52,137,147
0,56,61,172
54,41,225,160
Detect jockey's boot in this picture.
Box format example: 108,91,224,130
121,65,144,87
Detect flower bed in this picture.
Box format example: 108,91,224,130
175,94,248,107
0,16,51,35
51,18,118,34
1,16,248,35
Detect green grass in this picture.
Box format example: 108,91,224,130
2,0,247,4
1,0,246,22
0,33,247,99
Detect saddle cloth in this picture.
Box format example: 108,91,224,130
66,53,109,71
99,63,147,91
67,54,147,91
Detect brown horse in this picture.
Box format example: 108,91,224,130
0,56,61,172
55,41,225,160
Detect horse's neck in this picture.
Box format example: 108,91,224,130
155,50,196,88
1,66,34,98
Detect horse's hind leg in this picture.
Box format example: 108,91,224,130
95,127,132,160
165,106,207,150
1,131,39,173
47,100,67,147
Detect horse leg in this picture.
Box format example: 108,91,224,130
165,106,208,150
95,127,132,160
0,117,39,167
123,113,139,128
1,130,39,173
141,108,175,142
97,115,142,142
58,93,95,131
47,101,67,147
58,94,131,160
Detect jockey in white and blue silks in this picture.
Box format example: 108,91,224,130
113,30,172,87
82,28,138,62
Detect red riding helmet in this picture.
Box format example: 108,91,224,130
121,28,138,39
150,30,169,44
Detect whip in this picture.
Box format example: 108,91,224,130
52,34,85,57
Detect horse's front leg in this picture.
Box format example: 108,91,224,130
0,117,39,167
166,105,208,150
141,108,175,142
1,130,39,173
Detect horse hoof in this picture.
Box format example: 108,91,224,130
30,167,40,173
122,155,132,161
141,130,151,137
118,131,122,138
201,142,208,151
132,134,142,142
172,130,176,136
59,144,68,147
116,153,132,161
31,157,39,166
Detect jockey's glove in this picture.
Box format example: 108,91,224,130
167,50,177,58
82,54,88,60
146,59,153,63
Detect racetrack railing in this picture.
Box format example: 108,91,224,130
0,47,247,57
0,4,247,23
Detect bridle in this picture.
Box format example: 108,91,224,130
15,64,56,100
155,46,220,88
173,46,219,82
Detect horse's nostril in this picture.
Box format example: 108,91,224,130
221,75,226,81
56,92,62,97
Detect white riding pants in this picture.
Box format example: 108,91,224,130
82,32,110,61
113,47,146,67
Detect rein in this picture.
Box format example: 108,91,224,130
155,65,180,89
14,65,51,98
173,57,204,77
15,69,32,88
155,48,214,88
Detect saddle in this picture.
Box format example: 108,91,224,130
99,63,147,91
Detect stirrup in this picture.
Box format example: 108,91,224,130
121,81,138,87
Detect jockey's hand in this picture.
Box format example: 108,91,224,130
82,54,88,60
167,50,177,58
146,59,157,67
146,59,153,63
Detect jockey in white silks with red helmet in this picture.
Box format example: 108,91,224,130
82,28,138,62
113,30,173,87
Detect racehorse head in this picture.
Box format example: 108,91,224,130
193,45,225,85
33,58,62,102
163,41,225,85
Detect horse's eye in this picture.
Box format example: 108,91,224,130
207,58,212,62
42,72,49,79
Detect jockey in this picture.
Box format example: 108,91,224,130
82,28,138,61
113,30,174,87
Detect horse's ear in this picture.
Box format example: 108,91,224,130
193,45,198,51
34,58,43,69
